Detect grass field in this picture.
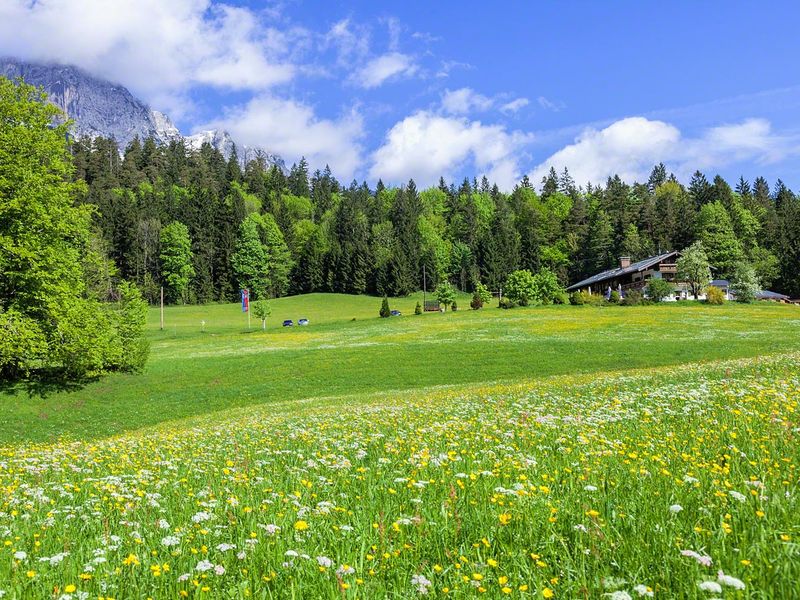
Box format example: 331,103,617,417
1,294,798,444
1,295,799,598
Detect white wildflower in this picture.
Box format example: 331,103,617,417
669,504,683,513
316,556,333,568
191,511,212,523
584,485,598,492
13,551,27,560
161,536,180,547
214,565,225,576
605,592,633,600
195,560,214,572
158,519,170,529
632,584,653,597
729,491,746,502
698,581,723,593
411,573,433,595
336,564,355,576
216,543,236,552
717,571,745,590
681,549,713,567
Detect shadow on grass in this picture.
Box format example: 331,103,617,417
0,368,97,399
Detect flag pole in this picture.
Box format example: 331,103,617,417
160,286,164,330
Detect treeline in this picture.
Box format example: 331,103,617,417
73,136,800,303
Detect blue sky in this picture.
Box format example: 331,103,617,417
3,0,800,190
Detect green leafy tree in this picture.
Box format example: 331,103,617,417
531,268,564,304
436,281,456,311
476,281,492,305
677,242,712,299
379,296,391,318
252,299,272,330
695,202,743,279
0,77,146,381
231,215,269,298
504,269,537,306
646,278,674,302
160,221,195,304
730,262,760,303
110,281,150,371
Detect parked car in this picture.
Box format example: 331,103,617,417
390,310,401,316
298,318,309,326
282,319,293,327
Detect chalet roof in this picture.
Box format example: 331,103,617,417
756,289,789,300
566,251,679,291
710,279,730,287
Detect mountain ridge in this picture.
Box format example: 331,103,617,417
1,57,284,170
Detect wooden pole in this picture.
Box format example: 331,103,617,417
160,286,164,330
423,265,427,310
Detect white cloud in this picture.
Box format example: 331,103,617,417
0,0,297,113
500,97,530,114
351,52,417,88
207,96,364,180
441,88,493,115
369,111,533,189
324,18,370,67
537,96,564,112
530,116,793,187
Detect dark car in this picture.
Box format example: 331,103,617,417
390,310,401,317
282,319,294,327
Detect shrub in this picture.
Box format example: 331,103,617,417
379,297,391,318
705,285,725,305
499,297,516,309
475,282,492,306
609,291,621,304
569,291,585,305
414,301,422,315
470,291,483,310
621,290,643,306
553,291,570,305
111,281,150,371
646,278,675,302
451,300,458,311
531,268,564,304
504,270,537,306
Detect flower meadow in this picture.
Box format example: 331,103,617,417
1,354,799,599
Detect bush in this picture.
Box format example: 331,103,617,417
111,281,150,371
451,300,458,311
609,291,621,304
470,291,483,310
414,301,422,315
531,268,565,304
504,270,537,306
705,285,726,305
569,291,585,305
475,282,492,306
436,282,456,311
621,290,643,306
553,291,570,305
646,278,675,302
499,297,516,309
379,297,391,318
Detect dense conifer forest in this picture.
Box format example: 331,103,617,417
73,136,800,303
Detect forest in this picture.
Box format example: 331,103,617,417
74,135,800,304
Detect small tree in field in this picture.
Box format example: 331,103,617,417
414,301,422,315
470,290,483,310
476,281,492,305
730,262,760,303
504,269,537,306
677,242,711,299
531,268,563,304
380,297,391,318
436,282,456,311
252,299,272,329
646,278,674,302
160,221,195,304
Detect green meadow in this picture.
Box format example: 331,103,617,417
1,294,797,445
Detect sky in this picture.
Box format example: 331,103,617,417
2,0,800,191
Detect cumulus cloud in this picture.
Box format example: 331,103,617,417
369,111,533,189
0,0,297,114
206,96,364,180
530,116,793,187
441,88,493,115
351,52,418,88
